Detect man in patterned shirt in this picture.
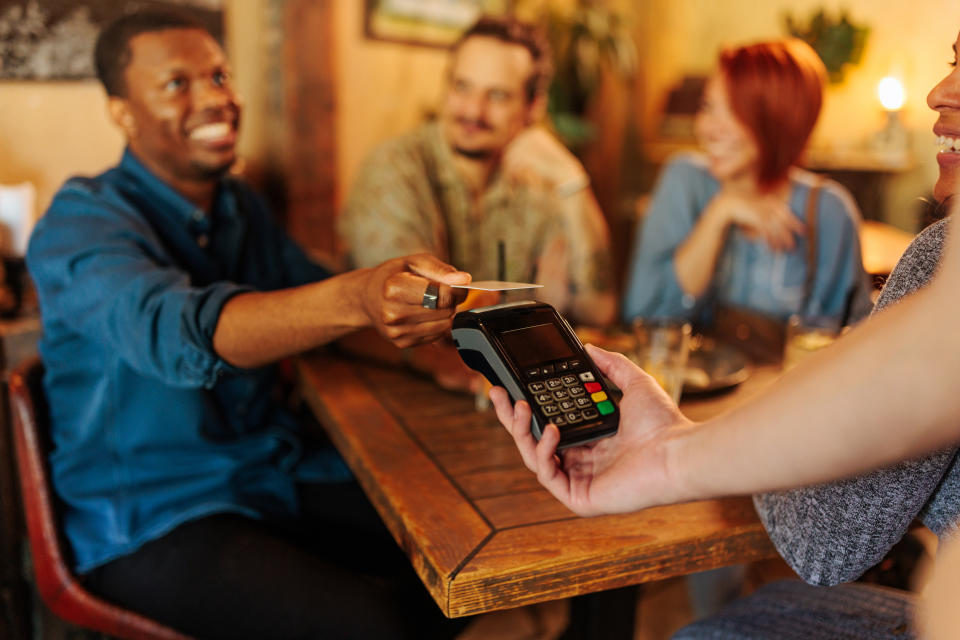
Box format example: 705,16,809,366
339,16,615,391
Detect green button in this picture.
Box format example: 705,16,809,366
596,400,615,415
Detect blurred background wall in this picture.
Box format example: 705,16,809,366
0,0,955,250
633,0,957,233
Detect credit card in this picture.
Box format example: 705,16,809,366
451,280,543,291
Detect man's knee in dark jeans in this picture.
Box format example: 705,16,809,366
84,483,468,640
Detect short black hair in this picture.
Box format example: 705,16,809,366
452,16,553,103
94,10,207,97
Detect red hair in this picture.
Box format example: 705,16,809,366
719,39,826,189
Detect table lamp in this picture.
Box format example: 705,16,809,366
872,76,909,162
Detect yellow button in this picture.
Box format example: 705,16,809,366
590,391,607,403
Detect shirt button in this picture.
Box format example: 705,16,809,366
197,234,209,248
192,210,205,222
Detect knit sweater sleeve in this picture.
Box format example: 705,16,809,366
753,219,957,585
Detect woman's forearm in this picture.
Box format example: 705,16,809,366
668,232,960,499
673,203,731,297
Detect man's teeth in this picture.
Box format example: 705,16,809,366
190,122,231,141
937,135,960,152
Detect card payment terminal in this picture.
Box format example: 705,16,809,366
452,301,619,448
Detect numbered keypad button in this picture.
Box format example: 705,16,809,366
546,378,563,390
568,386,585,397
535,392,553,405
575,397,592,408
542,404,560,416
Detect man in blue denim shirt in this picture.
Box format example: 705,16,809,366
26,12,471,640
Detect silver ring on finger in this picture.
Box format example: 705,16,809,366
421,282,439,309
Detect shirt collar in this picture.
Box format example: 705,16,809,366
117,147,233,231
424,122,512,205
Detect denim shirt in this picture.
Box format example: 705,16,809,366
27,149,351,573
622,153,872,324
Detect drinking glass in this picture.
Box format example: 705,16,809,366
630,319,692,404
783,315,840,371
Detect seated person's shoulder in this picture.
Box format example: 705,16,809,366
874,218,950,312
43,171,122,221
655,152,718,199
903,216,950,258
791,168,861,225
53,171,116,202
663,151,712,180
647,152,718,212
31,171,153,248
359,124,435,175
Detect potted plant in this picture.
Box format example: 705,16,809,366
516,0,637,148
785,9,869,83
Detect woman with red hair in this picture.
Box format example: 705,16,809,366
622,39,872,328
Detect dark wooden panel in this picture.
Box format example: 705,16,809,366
282,0,338,255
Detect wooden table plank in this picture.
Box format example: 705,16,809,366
297,352,779,617
434,442,527,476
297,355,492,609
456,467,544,499
475,488,575,529
448,499,772,617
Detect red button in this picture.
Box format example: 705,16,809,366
584,382,602,393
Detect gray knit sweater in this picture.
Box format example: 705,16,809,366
753,218,960,586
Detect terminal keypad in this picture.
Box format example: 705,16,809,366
525,358,616,427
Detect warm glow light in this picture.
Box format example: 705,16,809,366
878,76,906,111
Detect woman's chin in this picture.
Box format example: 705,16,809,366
933,176,960,205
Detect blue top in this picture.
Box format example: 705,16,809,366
622,153,871,324
26,149,352,573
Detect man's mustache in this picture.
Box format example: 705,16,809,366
455,117,493,131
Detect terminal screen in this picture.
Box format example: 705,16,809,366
498,322,575,369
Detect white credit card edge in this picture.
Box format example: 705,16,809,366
451,280,544,291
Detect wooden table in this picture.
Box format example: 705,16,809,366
297,352,780,626
859,220,915,279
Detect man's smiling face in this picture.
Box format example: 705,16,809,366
115,28,241,185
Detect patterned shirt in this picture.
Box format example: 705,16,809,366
339,122,612,320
